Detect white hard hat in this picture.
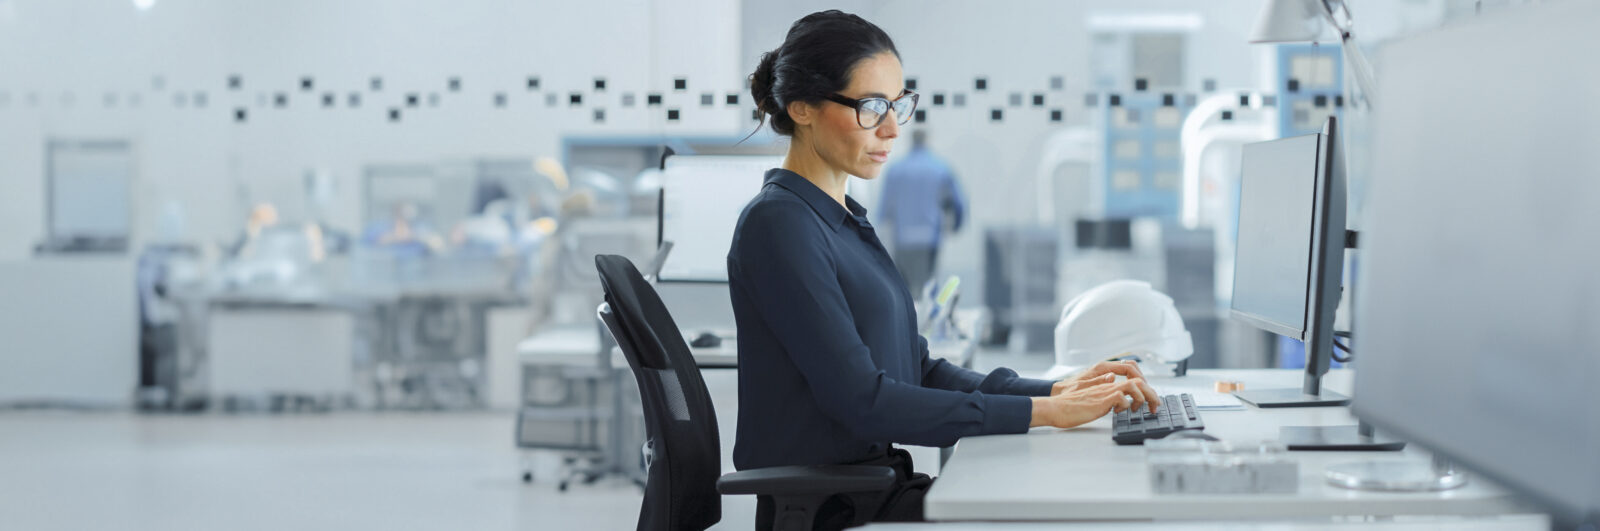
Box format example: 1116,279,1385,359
1044,280,1193,380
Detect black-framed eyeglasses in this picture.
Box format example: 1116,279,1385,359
824,90,918,129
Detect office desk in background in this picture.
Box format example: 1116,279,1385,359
925,369,1532,522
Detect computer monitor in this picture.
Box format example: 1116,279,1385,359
1353,2,1598,523
656,155,782,283
1230,117,1349,408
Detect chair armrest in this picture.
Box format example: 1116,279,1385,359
716,465,896,496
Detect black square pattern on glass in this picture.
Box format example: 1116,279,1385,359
1287,78,1300,92
545,93,558,107
1314,94,1328,108
1221,110,1234,121
1126,108,1142,124
932,93,945,106
1239,94,1251,107
389,108,401,122
990,108,1003,121
194,92,207,108
594,78,606,91
700,93,714,106
1162,94,1175,107
349,93,362,108
1334,95,1344,107
570,93,583,105
234,108,247,122
726,93,739,105
1262,95,1278,107
673,78,687,91
526,77,540,90
914,109,926,123
1051,76,1064,90
593,109,605,123
1032,94,1045,106
952,93,966,107
752,109,762,121
449,77,461,92
1135,78,1148,91
1051,109,1063,122
1084,93,1098,107
623,93,636,107
647,93,663,106
1109,94,1122,107
406,93,419,107
301,77,313,91
371,77,383,91
906,78,917,90
493,93,506,107
1204,78,1217,92
1183,94,1197,107
1008,93,1022,107
322,93,335,107
666,109,680,121
274,93,288,108
228,75,242,90
974,78,987,91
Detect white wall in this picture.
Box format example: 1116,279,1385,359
0,0,745,261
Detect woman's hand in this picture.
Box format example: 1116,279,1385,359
1031,372,1160,429
1050,360,1145,396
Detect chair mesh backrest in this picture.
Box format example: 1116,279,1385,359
594,254,721,531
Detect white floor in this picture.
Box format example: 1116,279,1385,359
0,350,1057,531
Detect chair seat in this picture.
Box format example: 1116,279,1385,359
717,465,896,496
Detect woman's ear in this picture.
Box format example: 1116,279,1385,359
787,100,817,127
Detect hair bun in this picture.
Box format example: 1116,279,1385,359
749,47,781,116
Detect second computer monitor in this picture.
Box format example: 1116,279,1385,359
1231,117,1348,406
657,155,783,283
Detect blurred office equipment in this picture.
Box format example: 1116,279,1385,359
0,256,138,407
1250,0,1374,108
38,139,133,254
1355,1,1598,524
982,226,1057,349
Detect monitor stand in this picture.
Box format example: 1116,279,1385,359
1233,387,1351,408
1325,456,1467,492
1280,425,1406,451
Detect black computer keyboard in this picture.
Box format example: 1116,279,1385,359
1112,393,1205,445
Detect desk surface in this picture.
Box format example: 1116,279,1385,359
925,369,1530,521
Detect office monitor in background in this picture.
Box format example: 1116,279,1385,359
656,155,783,283
1231,117,1350,409
1354,2,1597,523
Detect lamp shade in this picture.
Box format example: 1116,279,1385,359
1250,0,1332,43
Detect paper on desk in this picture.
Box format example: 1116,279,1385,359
1152,384,1245,410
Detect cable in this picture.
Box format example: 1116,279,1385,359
1332,337,1353,364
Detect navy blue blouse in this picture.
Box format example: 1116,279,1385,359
727,168,1053,470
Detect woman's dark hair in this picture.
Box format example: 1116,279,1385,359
749,10,899,137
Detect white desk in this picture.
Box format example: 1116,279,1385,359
925,369,1532,521
515,325,738,369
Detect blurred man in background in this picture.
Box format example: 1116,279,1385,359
879,129,967,293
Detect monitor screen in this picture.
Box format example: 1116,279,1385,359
658,155,782,282
1231,134,1322,339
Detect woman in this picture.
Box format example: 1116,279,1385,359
728,10,1162,527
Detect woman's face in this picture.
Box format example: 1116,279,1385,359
798,51,904,180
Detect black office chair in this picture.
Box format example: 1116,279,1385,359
593,254,898,531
